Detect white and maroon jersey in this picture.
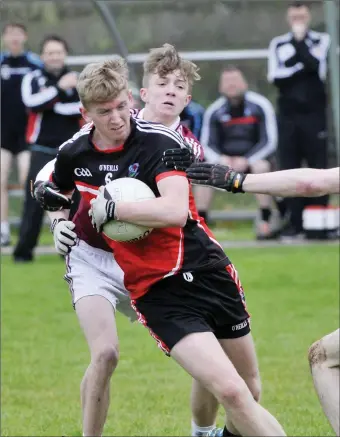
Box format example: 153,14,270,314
40,118,228,299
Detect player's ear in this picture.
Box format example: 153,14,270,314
80,106,92,123
184,94,192,107
140,87,148,104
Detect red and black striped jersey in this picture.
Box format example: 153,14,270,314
51,117,229,298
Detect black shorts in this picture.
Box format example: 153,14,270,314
1,125,28,155
132,264,250,355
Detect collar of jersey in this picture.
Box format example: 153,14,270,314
137,108,181,131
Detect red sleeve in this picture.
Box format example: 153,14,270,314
155,170,186,183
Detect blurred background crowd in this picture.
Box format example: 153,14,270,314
1,0,339,262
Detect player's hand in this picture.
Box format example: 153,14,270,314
89,186,116,233
33,180,71,211
51,219,77,255
162,148,196,171
186,163,247,193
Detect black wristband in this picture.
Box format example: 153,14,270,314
50,218,66,233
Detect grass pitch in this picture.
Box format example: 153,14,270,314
1,244,339,436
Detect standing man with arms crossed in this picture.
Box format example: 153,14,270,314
268,1,330,240
0,22,42,246
45,56,286,436
180,159,339,436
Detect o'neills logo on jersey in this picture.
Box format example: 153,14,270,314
99,164,119,171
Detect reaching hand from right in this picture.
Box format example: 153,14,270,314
186,163,247,193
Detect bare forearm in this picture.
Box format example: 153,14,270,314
242,168,340,197
115,197,188,228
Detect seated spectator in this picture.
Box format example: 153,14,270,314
180,100,205,140
197,65,278,239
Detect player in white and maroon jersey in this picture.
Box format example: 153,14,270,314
33,47,287,437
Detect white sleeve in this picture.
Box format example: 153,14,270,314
36,159,56,182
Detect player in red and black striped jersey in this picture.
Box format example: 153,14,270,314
34,50,286,437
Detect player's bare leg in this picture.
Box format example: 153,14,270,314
190,333,261,436
0,148,13,246
218,333,262,435
16,150,31,187
309,329,340,435
190,381,219,435
171,332,286,436
76,295,120,437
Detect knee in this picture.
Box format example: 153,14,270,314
215,378,251,410
251,160,271,174
92,345,119,374
308,339,326,369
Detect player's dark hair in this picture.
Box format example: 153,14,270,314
2,22,27,34
288,1,310,9
40,35,70,54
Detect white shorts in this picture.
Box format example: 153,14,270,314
64,239,136,321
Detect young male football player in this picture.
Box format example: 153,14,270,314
52,58,286,436
34,48,203,437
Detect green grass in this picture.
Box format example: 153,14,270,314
1,245,339,436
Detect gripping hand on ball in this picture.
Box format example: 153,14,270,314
89,186,116,232
186,163,247,193
33,180,71,211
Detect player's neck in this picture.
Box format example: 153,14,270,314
92,127,131,150
142,107,179,128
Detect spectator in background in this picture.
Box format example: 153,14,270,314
0,23,42,247
198,65,278,239
13,35,81,262
268,1,330,240
180,100,205,139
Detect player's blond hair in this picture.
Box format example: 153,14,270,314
142,43,200,91
77,58,129,108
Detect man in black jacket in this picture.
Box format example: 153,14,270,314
13,35,81,262
268,1,330,239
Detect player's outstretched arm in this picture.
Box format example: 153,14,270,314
242,167,340,197
187,163,340,197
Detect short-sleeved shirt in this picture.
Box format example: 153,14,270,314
52,118,229,298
